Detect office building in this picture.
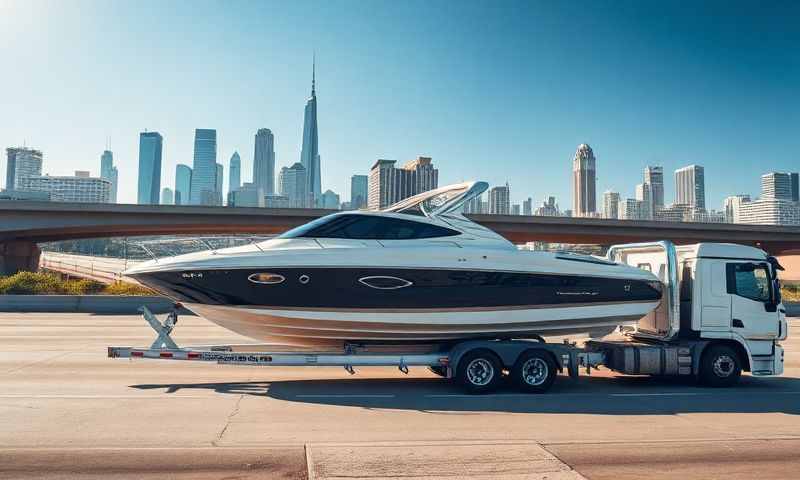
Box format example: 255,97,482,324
534,196,559,217
511,204,521,215
602,191,620,219
253,129,275,195
739,199,800,226
463,194,484,214
279,162,309,208
6,147,43,191
367,157,439,210
488,183,510,215
792,173,799,202
19,171,111,203
635,183,652,220
522,197,533,216
300,59,321,205
228,182,265,207
215,163,224,205
350,174,368,209
644,166,664,212
229,152,241,193
724,195,751,223
161,187,174,205
675,165,705,210
0,189,52,201
321,189,340,209
761,172,793,200
190,129,217,206
572,143,596,216
620,198,647,220
100,150,118,203
137,131,162,205
174,164,192,205
265,193,292,208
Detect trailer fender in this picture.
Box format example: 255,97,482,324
448,340,564,373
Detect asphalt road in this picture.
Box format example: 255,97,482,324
1,313,799,479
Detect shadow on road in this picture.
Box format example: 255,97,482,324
131,373,800,415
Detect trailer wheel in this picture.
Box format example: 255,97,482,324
456,350,502,394
512,350,557,393
700,345,741,387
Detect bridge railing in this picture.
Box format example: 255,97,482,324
40,252,142,284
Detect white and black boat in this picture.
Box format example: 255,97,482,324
124,182,663,347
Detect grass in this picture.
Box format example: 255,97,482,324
781,282,800,303
0,271,155,296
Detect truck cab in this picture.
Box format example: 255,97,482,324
602,241,786,386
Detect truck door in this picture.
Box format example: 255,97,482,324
726,262,780,340
699,260,731,330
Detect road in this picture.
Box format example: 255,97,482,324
0,313,799,479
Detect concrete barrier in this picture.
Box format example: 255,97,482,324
0,295,177,314
785,302,800,317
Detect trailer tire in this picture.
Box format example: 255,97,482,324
700,345,742,387
512,350,557,393
456,349,502,394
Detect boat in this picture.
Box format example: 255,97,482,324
124,181,663,347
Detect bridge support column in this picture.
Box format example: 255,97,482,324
0,240,41,275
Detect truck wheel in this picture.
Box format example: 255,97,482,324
428,366,447,377
456,350,502,394
512,350,557,393
700,345,742,387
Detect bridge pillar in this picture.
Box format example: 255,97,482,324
0,240,41,275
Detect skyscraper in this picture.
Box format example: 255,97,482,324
761,172,792,200
602,191,620,219
5,147,43,191
488,183,510,215
367,157,439,210
572,144,596,216
161,187,174,205
644,166,664,212
350,174,368,209
175,164,192,205
229,151,241,193
253,129,275,195
522,197,533,216
189,129,217,206
216,163,224,205
279,162,309,208
791,173,799,202
724,194,751,223
137,132,162,205
674,165,705,210
635,182,652,219
100,150,118,203
300,58,321,205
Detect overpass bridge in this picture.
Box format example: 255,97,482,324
2,200,800,274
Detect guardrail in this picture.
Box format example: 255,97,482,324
39,252,142,284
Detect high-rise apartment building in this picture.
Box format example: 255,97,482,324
602,191,620,219
644,166,664,212
350,175,368,209
279,162,309,208
463,194,484,214
137,131,162,205
20,171,111,203
724,194,751,223
300,60,321,205
572,144,596,216
674,165,705,210
6,147,43,191
488,183,510,215
620,198,647,220
367,157,439,210
229,152,241,193
161,187,174,205
174,164,192,205
635,182,652,220
761,172,793,200
253,129,275,195
522,197,533,216
190,129,217,206
100,150,118,203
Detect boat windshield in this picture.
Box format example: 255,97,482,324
278,214,460,240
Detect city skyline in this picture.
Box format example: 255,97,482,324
1,1,798,208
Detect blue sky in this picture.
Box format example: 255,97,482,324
1,0,798,209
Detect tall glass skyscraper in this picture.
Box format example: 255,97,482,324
100,150,118,203
5,147,43,191
189,129,218,205
350,174,368,209
229,151,241,193
253,129,275,195
137,132,162,205
675,165,705,210
215,163,224,205
300,59,321,205
174,164,192,205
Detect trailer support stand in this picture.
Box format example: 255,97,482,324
140,306,179,350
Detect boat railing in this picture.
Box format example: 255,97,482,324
131,235,273,262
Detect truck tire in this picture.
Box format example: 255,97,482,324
700,345,742,387
511,350,557,393
456,349,502,394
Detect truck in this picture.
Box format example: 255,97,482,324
108,240,787,394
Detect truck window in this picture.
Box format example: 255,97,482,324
726,263,770,302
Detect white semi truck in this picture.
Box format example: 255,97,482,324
108,241,787,393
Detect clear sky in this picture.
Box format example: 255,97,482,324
1,0,798,209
